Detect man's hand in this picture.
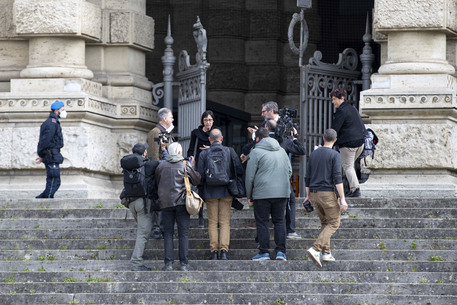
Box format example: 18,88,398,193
247,126,258,135
340,198,348,211
189,156,196,167
247,199,253,206
240,154,248,164
160,139,167,150
35,157,43,165
290,128,298,139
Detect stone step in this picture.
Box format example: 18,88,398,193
1,217,455,229
1,249,456,262
1,207,456,219
3,197,457,209
2,270,455,284
1,228,455,240
1,260,456,272
1,292,455,305
3,238,456,251
1,281,456,295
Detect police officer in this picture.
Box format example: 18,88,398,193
35,101,67,198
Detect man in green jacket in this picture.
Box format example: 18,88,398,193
245,127,292,261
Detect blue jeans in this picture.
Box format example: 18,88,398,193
162,205,190,265
37,163,61,198
253,198,287,255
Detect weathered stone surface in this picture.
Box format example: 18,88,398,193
109,11,154,50
0,0,16,38
209,38,244,63
364,123,457,170
245,40,278,64
248,65,280,91
374,0,457,34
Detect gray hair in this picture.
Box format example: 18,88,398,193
158,108,171,121
323,128,337,142
262,101,278,114
168,142,182,155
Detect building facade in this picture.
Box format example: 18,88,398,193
0,0,456,198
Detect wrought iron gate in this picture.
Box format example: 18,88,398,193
152,16,209,155
298,48,360,195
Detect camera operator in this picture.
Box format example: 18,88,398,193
265,119,305,240
146,107,175,240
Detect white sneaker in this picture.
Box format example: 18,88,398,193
306,247,322,268
321,252,335,262
286,232,302,240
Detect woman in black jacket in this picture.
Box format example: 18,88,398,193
187,110,217,227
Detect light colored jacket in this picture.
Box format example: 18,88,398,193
245,137,292,200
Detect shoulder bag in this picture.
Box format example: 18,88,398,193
183,161,204,215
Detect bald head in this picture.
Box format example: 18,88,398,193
209,128,223,143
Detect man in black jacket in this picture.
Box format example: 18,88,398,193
198,129,244,260
265,119,305,240
35,101,67,199
330,88,365,198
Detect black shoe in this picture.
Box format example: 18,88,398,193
198,216,204,228
150,229,163,239
178,263,190,271
131,265,151,271
346,188,361,198
210,251,219,260
220,250,229,260
161,263,173,271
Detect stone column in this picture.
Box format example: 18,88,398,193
360,0,457,197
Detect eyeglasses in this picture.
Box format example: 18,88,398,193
261,110,267,113
203,119,213,122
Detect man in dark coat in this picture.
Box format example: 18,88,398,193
330,88,365,198
198,129,244,261
35,100,67,198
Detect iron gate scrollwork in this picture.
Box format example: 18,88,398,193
299,48,360,196
176,17,210,155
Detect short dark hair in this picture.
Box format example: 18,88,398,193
330,88,347,99
262,101,278,114
200,110,215,125
256,127,269,140
323,128,337,142
265,119,276,132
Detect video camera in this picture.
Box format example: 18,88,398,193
157,132,172,144
276,107,299,140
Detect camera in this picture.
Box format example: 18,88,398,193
276,107,299,140
157,132,172,144
303,200,314,213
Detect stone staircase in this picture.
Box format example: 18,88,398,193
0,197,456,304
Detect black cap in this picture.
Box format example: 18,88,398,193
132,143,149,155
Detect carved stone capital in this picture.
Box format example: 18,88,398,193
374,0,457,35
109,11,154,50
14,0,102,41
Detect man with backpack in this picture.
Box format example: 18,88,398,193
198,129,244,261
120,143,160,271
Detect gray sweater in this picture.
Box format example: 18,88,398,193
305,147,342,192
245,137,292,200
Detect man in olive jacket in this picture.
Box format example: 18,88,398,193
245,127,292,261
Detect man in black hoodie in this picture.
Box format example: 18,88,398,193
330,88,365,198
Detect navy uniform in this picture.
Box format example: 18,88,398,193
36,101,65,198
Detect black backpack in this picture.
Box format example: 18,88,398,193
120,154,148,198
358,128,379,165
204,146,230,186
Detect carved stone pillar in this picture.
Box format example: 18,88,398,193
86,0,155,104
360,0,457,197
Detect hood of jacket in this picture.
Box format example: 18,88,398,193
255,137,282,152
166,154,184,163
